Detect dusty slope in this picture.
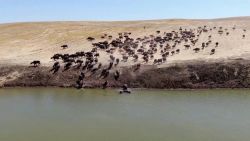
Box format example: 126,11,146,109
0,17,250,67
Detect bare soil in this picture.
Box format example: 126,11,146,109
2,60,250,89
1,17,250,89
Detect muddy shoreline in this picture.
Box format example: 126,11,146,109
1,60,250,89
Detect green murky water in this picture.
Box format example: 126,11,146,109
0,88,250,141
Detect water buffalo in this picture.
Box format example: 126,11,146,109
87,37,95,41
176,49,180,54
115,59,120,67
211,49,215,55
64,62,73,71
122,56,129,62
61,45,68,49
79,72,85,81
107,62,114,70
215,42,219,47
184,45,191,49
133,64,141,71
75,80,83,89
133,54,139,62
110,55,115,62
114,70,120,81
30,61,41,67
75,60,84,69
100,69,109,79
51,54,61,60
50,62,60,73
154,59,163,65
193,48,200,53
102,81,108,89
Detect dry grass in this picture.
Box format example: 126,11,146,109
1,17,250,88
0,17,250,67
2,61,250,88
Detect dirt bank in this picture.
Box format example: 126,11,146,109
1,60,250,89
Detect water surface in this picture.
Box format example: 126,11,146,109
0,88,250,141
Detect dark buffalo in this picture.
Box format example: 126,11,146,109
30,60,41,67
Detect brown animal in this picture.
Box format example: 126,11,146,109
30,60,41,67
100,69,109,79
122,56,129,62
184,45,191,49
87,37,95,41
193,48,200,53
133,64,141,71
50,62,60,73
215,42,219,47
61,45,68,49
210,49,215,55
64,62,73,71
154,59,163,65
114,71,120,81
133,54,139,62
102,81,108,89
176,49,180,54
218,30,223,35
110,55,115,62
115,59,120,67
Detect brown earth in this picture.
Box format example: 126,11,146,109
1,60,250,89
1,17,250,88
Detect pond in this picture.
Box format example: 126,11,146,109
0,88,250,141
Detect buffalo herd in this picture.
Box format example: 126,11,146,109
30,24,247,89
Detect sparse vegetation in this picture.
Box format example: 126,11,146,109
2,60,250,89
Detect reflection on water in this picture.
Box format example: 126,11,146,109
0,88,250,141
